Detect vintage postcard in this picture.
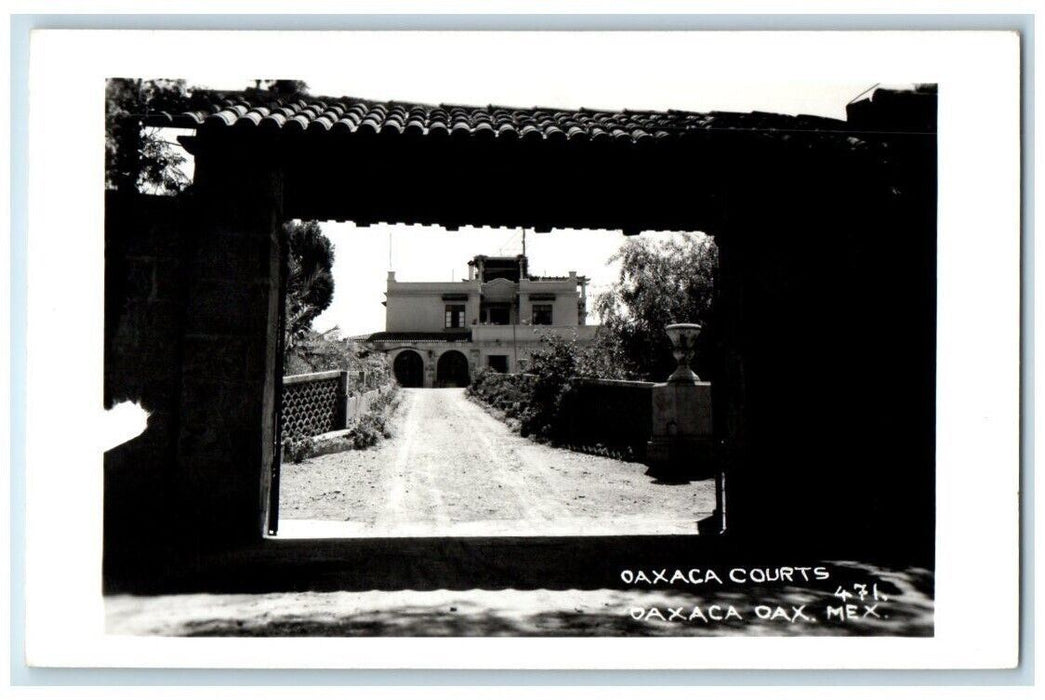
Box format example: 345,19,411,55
22,27,1020,671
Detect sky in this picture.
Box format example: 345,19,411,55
167,33,872,336
307,224,702,337
175,32,870,121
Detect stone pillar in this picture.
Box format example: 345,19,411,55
708,230,749,539
103,193,192,569
424,349,435,388
647,382,714,462
645,323,720,534
338,370,350,428
175,136,285,547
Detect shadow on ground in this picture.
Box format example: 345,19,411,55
106,561,933,637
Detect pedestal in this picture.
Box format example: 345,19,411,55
646,381,715,476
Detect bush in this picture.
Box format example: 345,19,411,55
468,334,585,442
282,436,315,464
283,329,393,387
346,387,400,449
519,333,586,441
349,413,383,449
470,329,652,445
469,368,530,412
282,386,401,460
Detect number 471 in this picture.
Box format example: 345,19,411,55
833,583,889,602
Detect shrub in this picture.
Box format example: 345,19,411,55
349,413,383,449
346,387,400,448
281,386,401,460
468,334,585,442
469,331,646,445
469,368,535,419
520,333,581,441
282,436,315,463
283,329,393,387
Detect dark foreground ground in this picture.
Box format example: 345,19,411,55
106,391,934,638
107,559,932,637
109,386,934,637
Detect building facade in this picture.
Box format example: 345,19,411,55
367,254,597,387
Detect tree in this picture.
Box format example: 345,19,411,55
283,328,391,386
105,78,311,195
283,221,335,358
250,79,309,97
593,234,718,381
105,78,194,194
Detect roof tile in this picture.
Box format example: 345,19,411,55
145,90,849,145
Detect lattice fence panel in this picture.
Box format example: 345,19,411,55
281,375,342,440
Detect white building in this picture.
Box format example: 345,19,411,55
367,254,597,387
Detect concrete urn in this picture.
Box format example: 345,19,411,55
665,323,702,384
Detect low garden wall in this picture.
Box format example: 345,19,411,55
281,370,399,462
281,370,389,441
469,370,655,460
281,371,345,440
559,378,655,459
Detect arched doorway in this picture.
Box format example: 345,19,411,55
436,350,471,387
392,350,424,388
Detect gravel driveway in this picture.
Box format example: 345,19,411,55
279,388,716,537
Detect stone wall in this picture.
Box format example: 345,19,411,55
559,378,656,460
105,139,287,580
470,372,656,461
103,192,190,563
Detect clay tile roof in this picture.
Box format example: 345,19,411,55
367,330,473,343
473,121,496,138
285,114,310,131
143,90,850,144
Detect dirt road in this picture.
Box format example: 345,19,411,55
279,388,716,537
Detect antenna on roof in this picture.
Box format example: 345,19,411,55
848,83,881,106
522,227,527,258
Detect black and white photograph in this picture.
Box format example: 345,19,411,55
100,73,939,636
19,25,1021,672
